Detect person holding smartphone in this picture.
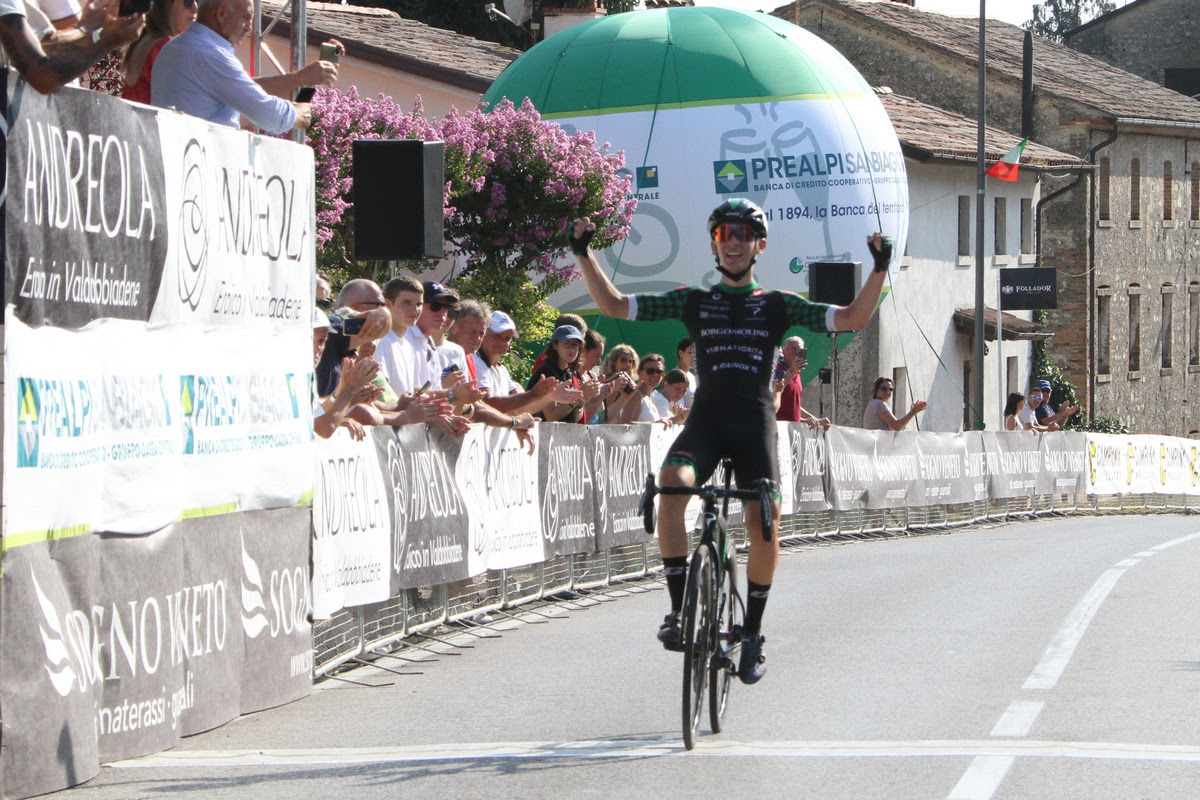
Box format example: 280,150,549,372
773,335,828,428
151,0,341,132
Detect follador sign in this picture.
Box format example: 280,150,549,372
999,267,1057,310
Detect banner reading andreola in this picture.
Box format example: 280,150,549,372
2,84,316,800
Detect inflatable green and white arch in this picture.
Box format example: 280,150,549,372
484,7,908,350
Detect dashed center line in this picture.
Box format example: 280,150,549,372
946,530,1200,800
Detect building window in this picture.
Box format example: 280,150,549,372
958,196,971,256
1097,291,1111,375
1020,198,1033,254
1190,285,1200,367
994,197,1007,255
1161,286,1174,369
1129,288,1141,374
1192,162,1199,222
1131,158,1141,221
1098,157,1111,221
1164,161,1174,221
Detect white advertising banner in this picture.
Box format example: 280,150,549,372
311,428,392,620
4,95,315,547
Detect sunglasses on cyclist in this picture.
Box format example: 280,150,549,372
712,223,758,244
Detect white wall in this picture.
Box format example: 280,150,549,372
870,159,1041,432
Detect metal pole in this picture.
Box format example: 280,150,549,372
250,0,261,77
290,0,307,143
997,270,1004,420
972,0,988,429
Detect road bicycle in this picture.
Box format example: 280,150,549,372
640,461,775,750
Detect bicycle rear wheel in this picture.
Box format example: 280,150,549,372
681,544,715,751
709,553,741,733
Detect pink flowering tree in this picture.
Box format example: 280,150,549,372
306,88,635,346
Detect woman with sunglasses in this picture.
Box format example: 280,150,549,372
596,344,637,423
571,198,892,686
619,353,672,425
121,0,196,104
863,377,927,431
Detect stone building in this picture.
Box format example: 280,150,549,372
1063,0,1200,99
775,0,1200,434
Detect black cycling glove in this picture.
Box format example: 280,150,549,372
568,224,595,256
869,235,893,273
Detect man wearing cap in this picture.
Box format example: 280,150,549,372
1031,380,1077,429
475,311,584,415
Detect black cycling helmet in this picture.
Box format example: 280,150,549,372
707,198,768,240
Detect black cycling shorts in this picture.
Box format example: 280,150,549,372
662,402,779,490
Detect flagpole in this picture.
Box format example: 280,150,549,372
972,0,987,430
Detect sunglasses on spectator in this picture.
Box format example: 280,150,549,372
428,302,454,313
712,223,757,243
316,297,333,310
358,300,386,308
181,0,196,8
880,386,894,393
642,367,664,375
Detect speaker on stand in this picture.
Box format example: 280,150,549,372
807,261,861,425
352,140,445,262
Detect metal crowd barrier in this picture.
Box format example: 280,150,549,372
313,490,1192,677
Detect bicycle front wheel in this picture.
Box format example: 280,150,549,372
709,554,741,733
681,543,716,751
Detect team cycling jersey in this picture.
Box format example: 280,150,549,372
629,281,835,487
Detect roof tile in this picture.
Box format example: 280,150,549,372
775,0,1200,124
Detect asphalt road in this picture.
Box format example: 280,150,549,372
50,514,1200,800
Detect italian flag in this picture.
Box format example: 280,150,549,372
985,138,1028,182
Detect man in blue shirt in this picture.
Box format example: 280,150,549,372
152,0,339,133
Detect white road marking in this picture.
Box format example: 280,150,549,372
946,756,1015,800
106,739,1200,769
990,700,1044,738
1023,567,1126,691
946,529,1200,800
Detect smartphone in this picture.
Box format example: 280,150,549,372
417,381,432,395
342,317,365,336
797,348,807,360
773,359,787,382
294,86,316,103
441,364,461,378
319,43,340,63
118,0,150,15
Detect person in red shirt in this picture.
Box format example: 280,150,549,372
773,336,828,428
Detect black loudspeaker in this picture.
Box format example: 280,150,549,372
352,140,445,261
808,261,861,306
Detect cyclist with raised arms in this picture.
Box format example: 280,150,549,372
571,199,892,684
